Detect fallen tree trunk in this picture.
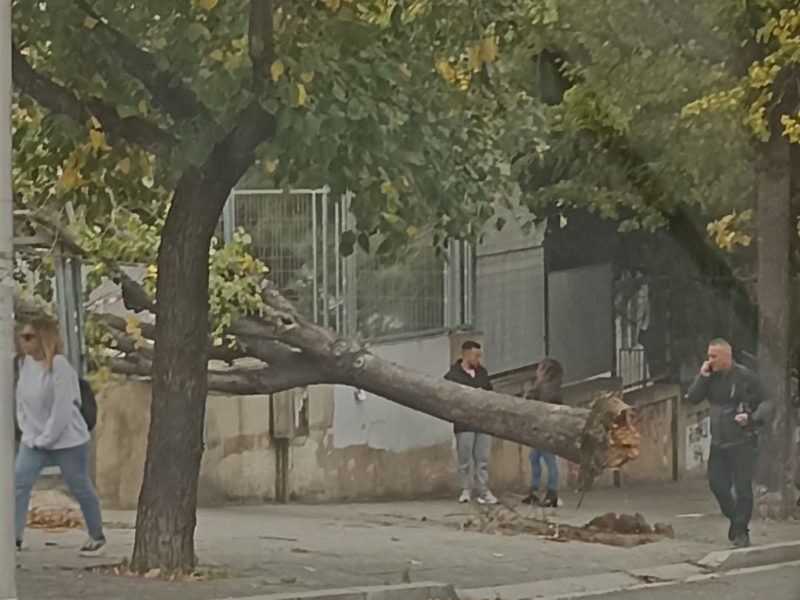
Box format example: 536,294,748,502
97,279,640,488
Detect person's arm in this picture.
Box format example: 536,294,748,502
746,370,773,427
34,357,80,449
686,375,710,404
687,362,712,404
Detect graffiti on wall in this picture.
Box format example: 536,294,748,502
686,412,711,471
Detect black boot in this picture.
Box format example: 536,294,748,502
727,520,737,543
733,524,750,548
522,490,540,505
540,489,558,508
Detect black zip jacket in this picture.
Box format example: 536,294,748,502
444,360,493,433
687,362,772,448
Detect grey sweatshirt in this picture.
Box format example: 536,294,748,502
16,355,90,450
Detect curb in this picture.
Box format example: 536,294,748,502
460,542,800,600
219,582,458,600
697,540,800,571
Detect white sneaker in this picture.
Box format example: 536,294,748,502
80,537,107,557
458,490,471,503
477,491,498,505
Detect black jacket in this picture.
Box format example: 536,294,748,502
687,362,772,448
444,360,493,433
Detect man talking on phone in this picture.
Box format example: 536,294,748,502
687,338,772,547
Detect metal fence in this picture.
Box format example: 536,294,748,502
221,188,472,340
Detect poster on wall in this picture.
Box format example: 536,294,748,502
686,414,711,471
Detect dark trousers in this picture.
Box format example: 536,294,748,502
707,441,757,531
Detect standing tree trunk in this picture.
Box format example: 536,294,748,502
755,122,796,519
130,177,223,573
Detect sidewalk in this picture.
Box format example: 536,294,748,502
16,479,800,600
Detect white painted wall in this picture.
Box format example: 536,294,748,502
332,334,454,452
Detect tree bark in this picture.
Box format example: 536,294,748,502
755,126,796,519
130,177,222,574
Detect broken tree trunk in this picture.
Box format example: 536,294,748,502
101,278,640,487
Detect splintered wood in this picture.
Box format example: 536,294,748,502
460,504,673,548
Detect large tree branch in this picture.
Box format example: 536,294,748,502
11,44,177,150
651,0,760,76
75,0,213,121
249,0,276,93
107,352,338,396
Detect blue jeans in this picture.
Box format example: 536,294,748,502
15,443,104,542
529,448,559,491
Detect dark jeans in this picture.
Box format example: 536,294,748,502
707,441,757,531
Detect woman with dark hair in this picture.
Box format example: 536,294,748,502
14,312,106,556
522,358,564,507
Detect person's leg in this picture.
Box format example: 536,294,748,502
529,449,542,490
731,443,757,543
708,446,735,521
473,433,493,498
543,451,559,491
52,443,104,541
15,445,48,544
455,432,475,494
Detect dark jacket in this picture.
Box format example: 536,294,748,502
687,362,772,448
444,360,493,433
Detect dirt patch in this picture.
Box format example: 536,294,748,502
460,504,674,548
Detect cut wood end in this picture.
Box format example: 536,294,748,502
578,391,641,489
607,406,641,469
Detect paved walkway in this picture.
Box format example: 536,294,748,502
15,479,800,600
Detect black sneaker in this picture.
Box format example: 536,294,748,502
80,537,107,557
733,531,750,548
521,490,540,505
728,521,737,543
540,490,559,508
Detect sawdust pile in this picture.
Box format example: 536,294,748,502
460,505,674,548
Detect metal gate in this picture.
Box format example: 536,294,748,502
220,188,473,340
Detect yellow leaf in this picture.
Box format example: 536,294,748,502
117,158,131,174
198,0,219,10
468,43,482,71
89,129,106,151
300,71,315,84
296,83,307,106
399,175,413,189
83,16,99,29
406,225,417,238
435,58,456,83
322,0,341,10
399,63,412,78
138,100,149,116
270,60,285,82
59,164,79,189
139,153,152,177
480,38,497,63
264,159,279,173
90,116,102,130
380,181,394,196
209,49,224,61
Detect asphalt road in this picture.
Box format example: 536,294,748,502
583,562,800,599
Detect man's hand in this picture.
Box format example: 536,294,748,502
735,413,749,427
700,361,712,376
